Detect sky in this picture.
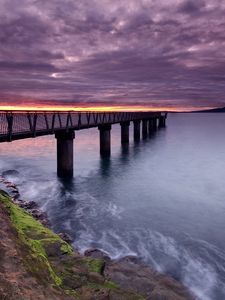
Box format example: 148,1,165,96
0,0,225,111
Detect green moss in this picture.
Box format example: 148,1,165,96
0,190,147,299
60,243,73,255
86,282,146,300
0,191,63,286
87,280,118,291
84,257,105,274
104,281,118,290
64,289,79,299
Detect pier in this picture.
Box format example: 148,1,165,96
0,111,167,177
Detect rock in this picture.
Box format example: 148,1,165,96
44,240,66,257
5,183,17,189
3,180,12,185
2,170,19,177
62,275,86,289
84,249,111,262
11,193,20,200
58,232,73,244
29,209,47,219
104,256,194,300
39,219,51,227
19,201,38,210
88,272,105,284
29,209,50,226
10,188,19,194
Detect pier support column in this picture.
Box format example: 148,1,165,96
120,121,130,144
55,130,75,178
133,120,141,141
148,119,153,135
98,124,111,157
159,116,166,128
152,118,157,131
142,119,148,139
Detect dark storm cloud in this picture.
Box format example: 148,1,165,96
177,0,206,14
0,0,225,109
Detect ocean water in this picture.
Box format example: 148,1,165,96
0,113,225,300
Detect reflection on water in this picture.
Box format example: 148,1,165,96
1,114,225,300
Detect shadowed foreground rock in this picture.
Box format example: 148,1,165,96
104,256,194,300
0,190,195,300
84,250,194,300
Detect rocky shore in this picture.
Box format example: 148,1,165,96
0,171,195,300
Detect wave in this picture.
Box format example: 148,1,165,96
65,192,225,300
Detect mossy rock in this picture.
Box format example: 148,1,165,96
0,190,146,299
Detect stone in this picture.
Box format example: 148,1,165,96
58,232,73,244
11,193,20,200
44,240,65,257
19,201,38,210
104,256,194,300
10,188,19,194
29,209,49,226
88,272,105,284
5,183,17,189
84,249,111,262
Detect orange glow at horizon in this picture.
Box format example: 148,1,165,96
0,104,213,112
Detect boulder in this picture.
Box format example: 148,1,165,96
5,183,17,189
19,201,38,210
29,209,50,226
58,232,73,244
104,256,194,300
84,249,111,262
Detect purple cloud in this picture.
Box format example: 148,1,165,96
0,0,225,110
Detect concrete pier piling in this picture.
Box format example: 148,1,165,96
148,119,153,135
120,121,130,144
98,124,111,157
142,120,148,139
152,118,157,131
55,130,75,177
133,120,141,141
159,116,166,128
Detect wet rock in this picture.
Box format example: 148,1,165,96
84,249,111,262
10,188,19,194
29,209,50,226
19,201,38,210
29,209,47,219
104,256,194,300
11,193,20,200
5,183,17,189
38,218,50,227
10,197,16,203
3,180,12,185
2,170,19,177
58,232,73,244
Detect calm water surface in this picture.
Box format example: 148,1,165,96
0,113,225,300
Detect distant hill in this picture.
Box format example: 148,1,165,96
195,107,225,113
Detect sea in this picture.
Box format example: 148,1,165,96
0,113,225,300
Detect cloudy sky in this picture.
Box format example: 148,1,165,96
0,0,225,111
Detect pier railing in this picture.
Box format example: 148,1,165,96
0,111,161,142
